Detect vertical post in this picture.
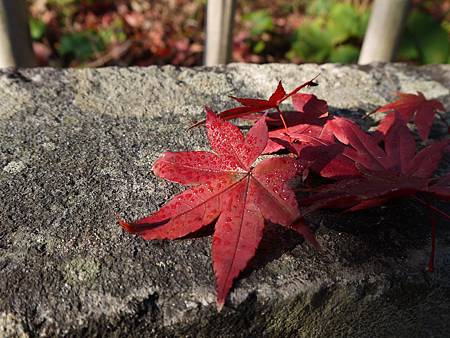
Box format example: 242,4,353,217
205,0,236,66
0,0,36,67
358,0,410,64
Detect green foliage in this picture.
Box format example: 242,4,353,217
47,0,77,5
289,2,368,63
26,0,450,66
329,44,360,63
242,10,274,54
289,21,332,63
253,40,266,54
97,19,127,45
306,0,336,16
397,30,420,61
398,10,449,64
58,31,105,62
47,0,79,20
327,3,368,43
243,10,273,37
29,18,46,40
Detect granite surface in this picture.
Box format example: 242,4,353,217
0,63,449,337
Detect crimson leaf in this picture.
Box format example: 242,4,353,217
189,78,319,128
120,109,315,310
302,116,450,213
376,92,445,140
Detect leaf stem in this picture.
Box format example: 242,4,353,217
362,105,382,120
276,106,291,141
413,195,448,273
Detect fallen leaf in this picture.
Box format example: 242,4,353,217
302,116,450,212
376,92,445,140
120,109,313,310
189,78,319,128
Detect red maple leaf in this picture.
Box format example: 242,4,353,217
265,93,328,127
291,92,328,119
277,136,360,179
301,116,450,212
119,109,317,310
376,92,445,140
300,116,449,271
266,117,360,178
264,93,328,154
189,78,318,128
264,123,323,154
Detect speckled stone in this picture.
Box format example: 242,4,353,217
0,64,449,337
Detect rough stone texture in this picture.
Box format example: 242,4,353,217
0,63,449,337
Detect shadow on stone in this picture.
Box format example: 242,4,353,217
308,199,433,264
183,221,216,239
240,223,306,279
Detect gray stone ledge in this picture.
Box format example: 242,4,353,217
0,63,449,337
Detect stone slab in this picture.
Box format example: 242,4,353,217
0,63,449,337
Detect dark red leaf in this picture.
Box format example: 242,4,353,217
230,96,271,107
190,78,320,128
376,112,396,136
265,123,323,154
289,219,322,250
377,92,445,140
265,118,361,179
302,172,431,215
268,81,287,103
292,93,328,118
326,117,389,171
404,140,449,178
282,75,320,100
263,93,329,154
302,117,450,213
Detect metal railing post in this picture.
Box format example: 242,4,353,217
0,0,36,67
205,0,236,66
358,0,410,64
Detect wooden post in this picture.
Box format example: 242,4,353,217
0,0,36,67
205,0,236,66
358,0,410,64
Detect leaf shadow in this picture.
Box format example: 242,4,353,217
183,219,312,277
329,107,378,130
309,199,433,261
238,222,308,280
183,221,215,239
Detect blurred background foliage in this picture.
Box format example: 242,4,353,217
27,0,450,67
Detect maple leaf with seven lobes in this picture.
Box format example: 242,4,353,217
120,109,316,310
376,92,445,140
302,116,450,213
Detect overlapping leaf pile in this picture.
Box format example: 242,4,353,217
119,80,449,310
